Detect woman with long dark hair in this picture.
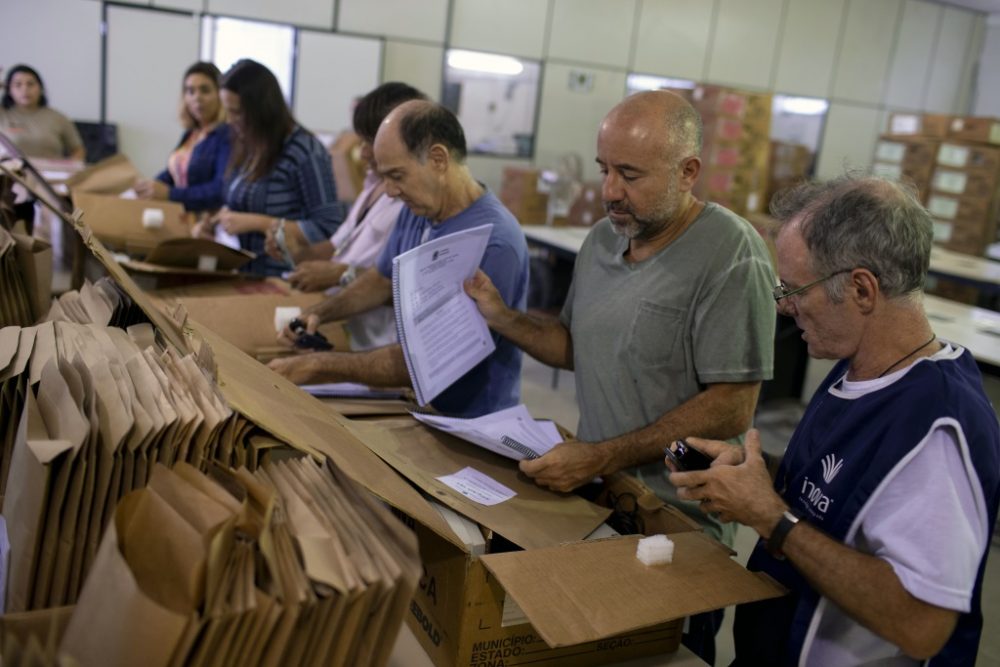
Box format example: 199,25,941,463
209,59,343,276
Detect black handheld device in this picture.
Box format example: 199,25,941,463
664,439,713,471
289,318,333,351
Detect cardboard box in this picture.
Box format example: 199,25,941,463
948,116,1000,145
64,153,140,195
499,168,548,226
936,142,1000,175
931,168,999,199
566,182,605,227
150,284,350,361
926,193,996,222
875,136,939,167
71,191,190,255
888,113,951,138
67,211,787,667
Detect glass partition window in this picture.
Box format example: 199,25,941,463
201,16,296,102
442,49,541,158
770,94,829,153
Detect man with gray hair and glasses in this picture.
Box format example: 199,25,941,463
670,174,1000,665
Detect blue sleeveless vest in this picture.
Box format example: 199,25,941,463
734,349,1000,666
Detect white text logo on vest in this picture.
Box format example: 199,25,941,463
821,453,844,484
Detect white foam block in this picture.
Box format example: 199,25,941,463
141,208,164,229
636,534,674,565
274,306,302,334
197,254,218,272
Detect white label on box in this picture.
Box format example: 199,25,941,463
875,142,906,163
991,123,1000,145
746,192,760,212
891,114,920,135
437,467,516,506
872,162,902,180
938,144,970,168
932,170,968,195
928,196,959,220
950,118,966,132
932,220,953,242
197,255,218,272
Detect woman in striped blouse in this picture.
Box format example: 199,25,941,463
209,59,344,276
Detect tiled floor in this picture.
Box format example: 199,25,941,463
520,356,1000,666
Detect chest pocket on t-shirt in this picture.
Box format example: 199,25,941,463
627,300,687,371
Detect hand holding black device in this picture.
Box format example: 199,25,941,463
289,317,333,351
664,439,713,471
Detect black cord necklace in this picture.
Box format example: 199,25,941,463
876,333,937,378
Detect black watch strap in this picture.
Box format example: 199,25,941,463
766,509,803,558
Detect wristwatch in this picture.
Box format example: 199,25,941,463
766,508,803,559
339,264,358,287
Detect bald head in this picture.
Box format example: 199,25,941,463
602,91,702,164
375,99,467,163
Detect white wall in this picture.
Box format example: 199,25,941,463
973,14,1000,116
3,0,990,191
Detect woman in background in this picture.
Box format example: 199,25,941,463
0,64,84,160
211,59,342,276
265,81,426,350
135,62,230,213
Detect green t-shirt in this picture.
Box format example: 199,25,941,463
560,203,776,543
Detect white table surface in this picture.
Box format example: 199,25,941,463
929,246,1000,290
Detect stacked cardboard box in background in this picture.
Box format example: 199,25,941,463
872,135,939,202
926,140,1000,257
499,167,549,225
687,84,772,216
767,141,813,206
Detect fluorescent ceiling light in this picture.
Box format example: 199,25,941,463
447,50,524,76
627,74,696,91
777,96,829,115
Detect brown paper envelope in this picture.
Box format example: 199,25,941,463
173,462,242,517
148,463,235,538
143,348,197,467
153,350,204,466
0,324,35,382
75,353,135,590
261,463,354,594
0,326,21,374
12,233,52,324
126,322,156,351
78,281,113,325
229,589,281,667
332,463,420,667
59,518,189,667
54,292,89,324
116,487,205,614
4,393,75,612
65,356,99,603
31,359,88,608
27,322,55,386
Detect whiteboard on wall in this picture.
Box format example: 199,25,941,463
293,31,382,137
107,5,201,178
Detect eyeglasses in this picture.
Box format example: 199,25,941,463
772,268,853,303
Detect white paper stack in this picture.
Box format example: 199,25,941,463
391,224,494,406
412,404,563,461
